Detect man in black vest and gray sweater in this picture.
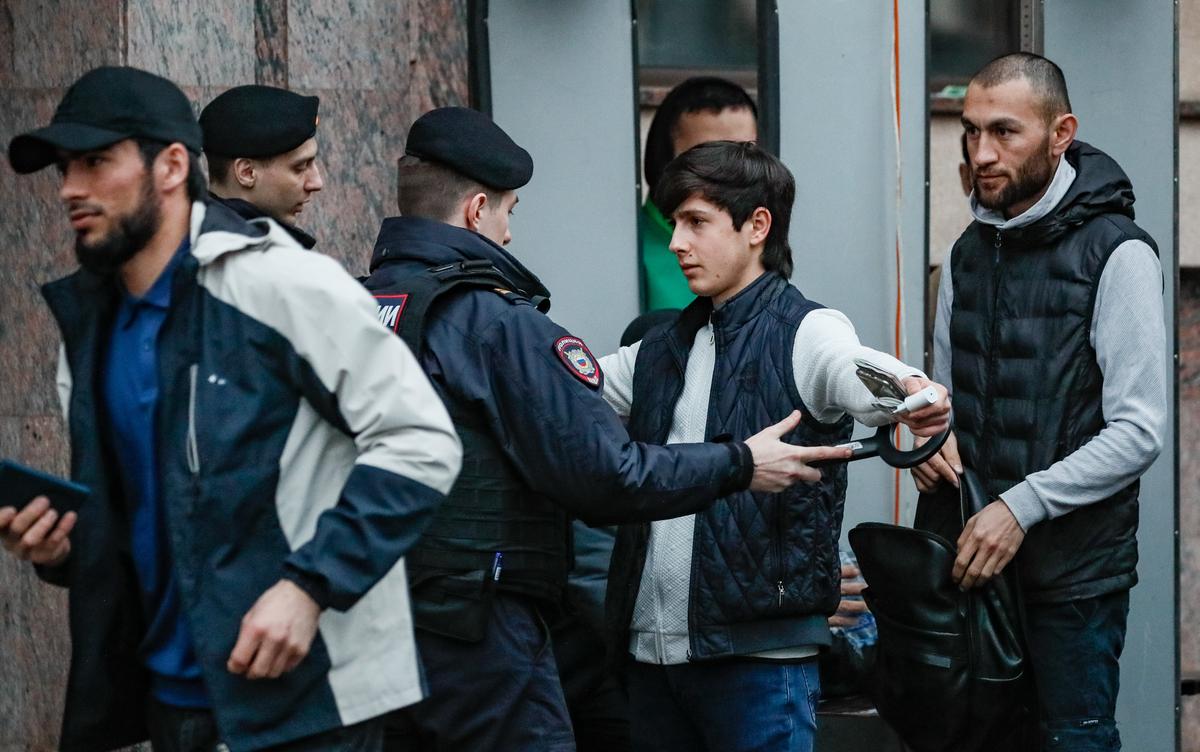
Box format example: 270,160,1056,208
913,53,1167,752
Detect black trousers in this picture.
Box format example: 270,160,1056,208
550,614,631,752
385,594,576,752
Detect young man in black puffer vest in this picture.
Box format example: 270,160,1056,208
600,141,951,752
913,53,1167,752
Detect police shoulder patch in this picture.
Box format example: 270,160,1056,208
373,294,409,332
554,336,602,389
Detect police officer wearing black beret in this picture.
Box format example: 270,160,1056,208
200,85,323,249
361,107,847,752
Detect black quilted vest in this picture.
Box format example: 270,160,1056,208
946,141,1157,603
607,272,854,660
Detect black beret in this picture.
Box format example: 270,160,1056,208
405,107,533,190
200,85,319,158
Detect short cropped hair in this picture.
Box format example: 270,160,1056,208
396,154,504,222
653,140,794,280
970,52,1072,121
206,153,234,184
137,138,206,202
644,77,758,192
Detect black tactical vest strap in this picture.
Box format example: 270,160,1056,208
372,259,522,353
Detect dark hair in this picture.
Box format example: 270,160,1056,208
136,138,207,201
396,154,504,222
205,153,234,184
644,77,757,192
653,141,794,279
970,52,1072,121
960,131,970,165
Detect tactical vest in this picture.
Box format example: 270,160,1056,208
948,216,1157,602
368,261,569,607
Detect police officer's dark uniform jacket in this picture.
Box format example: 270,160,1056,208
942,140,1157,602
361,216,754,635
38,201,461,752
605,272,854,660
208,193,318,249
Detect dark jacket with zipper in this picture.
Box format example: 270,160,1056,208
606,272,854,660
360,217,754,635
36,201,460,751
946,141,1158,602
208,192,318,249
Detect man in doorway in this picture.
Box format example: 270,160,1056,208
1,66,461,751
599,140,951,752
200,84,324,249
641,77,758,310
913,52,1166,751
361,106,853,752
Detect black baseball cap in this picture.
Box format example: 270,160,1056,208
200,85,320,158
405,107,533,191
8,66,203,175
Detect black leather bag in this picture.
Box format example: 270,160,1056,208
847,470,1032,752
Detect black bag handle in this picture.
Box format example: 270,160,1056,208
811,423,951,469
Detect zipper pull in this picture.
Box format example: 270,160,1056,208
777,581,785,607
993,230,1003,249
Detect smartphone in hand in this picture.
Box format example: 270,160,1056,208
0,460,90,515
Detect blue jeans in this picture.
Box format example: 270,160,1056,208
626,658,820,752
1026,589,1130,751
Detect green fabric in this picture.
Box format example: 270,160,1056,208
640,200,695,311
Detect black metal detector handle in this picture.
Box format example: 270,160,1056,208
810,423,951,469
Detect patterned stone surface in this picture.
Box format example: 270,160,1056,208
0,89,89,419
286,0,469,272
0,415,71,751
0,46,87,752
255,0,289,87
289,0,419,91
299,88,426,273
1180,269,1200,751
410,0,471,113
0,0,124,88
126,0,256,87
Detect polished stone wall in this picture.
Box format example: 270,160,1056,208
0,1,467,747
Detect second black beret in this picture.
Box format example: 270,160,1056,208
405,107,533,191
200,85,319,158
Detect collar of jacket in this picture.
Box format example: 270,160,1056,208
207,193,318,249
666,271,788,359
44,200,277,311
972,140,1136,251
368,215,552,303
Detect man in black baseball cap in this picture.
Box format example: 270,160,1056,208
200,85,323,248
4,66,461,752
7,66,208,276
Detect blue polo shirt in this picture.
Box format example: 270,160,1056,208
102,238,208,708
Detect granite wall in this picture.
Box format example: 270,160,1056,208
1182,268,1200,752
0,1,468,748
